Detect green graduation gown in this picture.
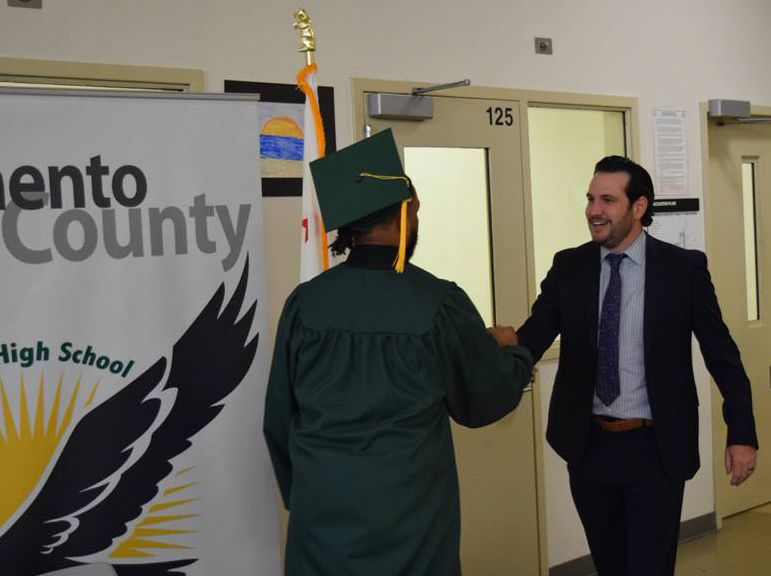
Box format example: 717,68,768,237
264,245,533,576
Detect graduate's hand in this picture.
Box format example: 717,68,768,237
487,326,518,347
725,444,757,486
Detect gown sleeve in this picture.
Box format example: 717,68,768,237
434,283,534,428
263,288,301,510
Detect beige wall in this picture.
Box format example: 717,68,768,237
4,0,771,568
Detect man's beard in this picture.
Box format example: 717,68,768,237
406,230,418,261
600,208,633,249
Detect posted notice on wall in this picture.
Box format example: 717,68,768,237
653,109,689,196
648,213,702,251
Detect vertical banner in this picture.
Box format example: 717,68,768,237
0,90,280,575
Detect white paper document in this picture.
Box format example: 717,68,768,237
653,109,689,196
649,213,701,250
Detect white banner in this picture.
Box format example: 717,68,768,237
0,90,280,576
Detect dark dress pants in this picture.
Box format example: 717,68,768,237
568,424,685,576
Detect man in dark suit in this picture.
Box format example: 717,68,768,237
517,155,758,575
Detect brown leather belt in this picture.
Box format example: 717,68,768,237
592,415,654,432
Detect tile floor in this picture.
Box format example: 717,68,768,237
676,503,771,575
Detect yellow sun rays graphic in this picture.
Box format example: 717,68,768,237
0,373,94,529
110,467,199,558
0,371,201,561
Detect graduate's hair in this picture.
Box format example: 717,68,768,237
594,155,655,226
329,227,355,256
329,184,416,256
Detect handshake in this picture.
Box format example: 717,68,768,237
487,326,518,347
487,326,537,381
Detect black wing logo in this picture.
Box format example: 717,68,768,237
0,258,259,576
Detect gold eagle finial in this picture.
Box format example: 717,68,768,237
293,8,316,65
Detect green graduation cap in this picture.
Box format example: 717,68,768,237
310,128,412,233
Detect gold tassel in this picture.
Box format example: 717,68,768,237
394,198,410,273
357,172,413,273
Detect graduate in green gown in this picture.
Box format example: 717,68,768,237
264,129,534,576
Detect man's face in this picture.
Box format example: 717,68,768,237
585,171,642,249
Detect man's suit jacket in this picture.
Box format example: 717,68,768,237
517,233,758,481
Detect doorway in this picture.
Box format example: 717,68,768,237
362,85,539,575
706,110,771,519
352,79,636,574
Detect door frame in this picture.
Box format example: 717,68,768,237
351,79,639,357
352,78,639,575
0,56,203,91
700,101,771,529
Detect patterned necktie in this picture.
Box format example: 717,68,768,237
596,253,626,406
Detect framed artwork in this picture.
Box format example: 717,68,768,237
225,79,336,197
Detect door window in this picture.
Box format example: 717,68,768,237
404,147,494,324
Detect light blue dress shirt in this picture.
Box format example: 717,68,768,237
592,231,652,419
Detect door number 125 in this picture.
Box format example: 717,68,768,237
486,107,514,126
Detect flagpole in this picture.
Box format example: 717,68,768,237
294,8,332,276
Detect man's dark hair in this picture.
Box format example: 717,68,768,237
329,202,402,256
329,183,416,256
594,155,655,226
330,228,355,257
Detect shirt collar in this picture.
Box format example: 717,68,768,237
600,230,646,266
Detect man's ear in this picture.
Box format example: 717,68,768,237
634,196,649,221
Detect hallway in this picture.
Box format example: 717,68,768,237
677,503,771,575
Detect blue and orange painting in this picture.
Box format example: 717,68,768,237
261,116,303,160
259,102,305,178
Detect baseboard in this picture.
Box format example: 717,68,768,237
678,511,717,542
549,553,597,576
548,512,716,576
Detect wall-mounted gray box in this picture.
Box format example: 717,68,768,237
708,99,751,118
8,0,42,8
367,93,433,121
535,37,553,55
